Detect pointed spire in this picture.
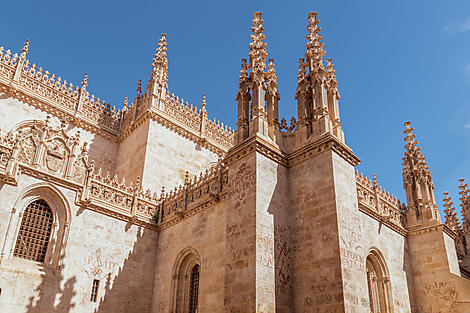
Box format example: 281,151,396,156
21,40,30,57
305,11,326,77
123,95,128,109
81,73,88,88
249,12,267,86
266,58,278,95
295,58,308,97
325,58,338,95
459,178,470,224
137,80,142,96
443,192,461,232
236,58,250,102
402,121,439,225
152,33,168,87
201,94,207,111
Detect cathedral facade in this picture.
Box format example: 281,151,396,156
0,11,469,313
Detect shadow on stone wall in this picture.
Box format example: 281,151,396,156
25,254,77,313
25,223,157,313
267,164,294,312
92,225,157,313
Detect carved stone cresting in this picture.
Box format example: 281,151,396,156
356,171,406,235
0,39,234,154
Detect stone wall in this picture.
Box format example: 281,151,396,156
290,150,345,312
0,174,157,313
151,201,227,312
141,120,219,191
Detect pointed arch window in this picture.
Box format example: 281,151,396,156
188,264,200,313
366,250,393,313
13,199,53,262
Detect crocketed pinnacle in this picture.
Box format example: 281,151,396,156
81,73,88,88
443,192,460,232
295,58,308,98
238,58,249,91
21,40,30,56
201,94,207,111
266,58,278,95
459,178,469,219
325,58,338,95
249,12,267,86
305,11,326,77
137,80,142,96
152,33,168,87
402,121,432,184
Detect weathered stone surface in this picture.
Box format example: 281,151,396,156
0,10,469,313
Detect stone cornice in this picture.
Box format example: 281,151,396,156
407,222,457,239
358,206,407,237
157,192,229,231
288,133,361,167
225,135,288,167
226,133,360,169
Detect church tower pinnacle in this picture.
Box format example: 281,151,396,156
234,12,279,145
147,33,168,110
402,121,440,227
295,12,344,146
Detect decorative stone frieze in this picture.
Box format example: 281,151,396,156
355,171,406,235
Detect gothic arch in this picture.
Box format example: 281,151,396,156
365,248,393,313
170,247,201,313
2,182,71,269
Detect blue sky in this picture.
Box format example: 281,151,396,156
1,0,469,218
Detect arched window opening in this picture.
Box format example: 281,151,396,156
14,199,53,262
366,250,393,313
171,247,201,313
188,264,199,313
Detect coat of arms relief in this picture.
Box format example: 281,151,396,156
0,116,92,184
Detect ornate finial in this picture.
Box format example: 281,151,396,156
266,58,278,95
443,192,460,231
137,80,142,95
237,58,250,97
459,178,469,211
373,174,378,188
21,40,30,56
249,12,268,86
403,121,417,153
201,94,206,111
81,73,88,88
295,58,308,99
123,95,128,109
305,11,326,75
152,33,168,86
325,58,338,93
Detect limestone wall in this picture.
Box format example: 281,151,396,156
140,120,219,191
115,119,150,185
0,174,157,313
333,152,412,313
256,153,292,312
150,202,227,312
289,150,345,312
0,94,118,174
